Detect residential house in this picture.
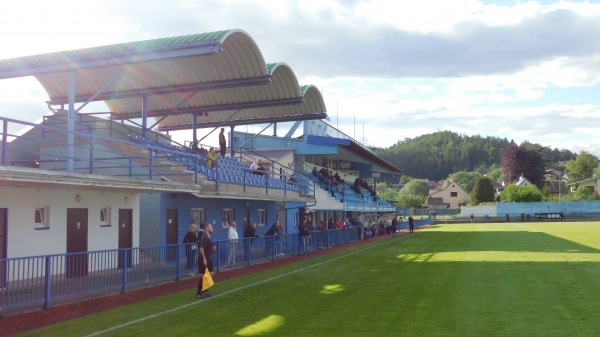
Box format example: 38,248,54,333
427,181,469,208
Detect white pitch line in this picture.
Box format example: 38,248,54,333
84,239,395,337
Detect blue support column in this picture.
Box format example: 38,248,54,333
141,96,148,138
67,70,75,172
43,256,52,309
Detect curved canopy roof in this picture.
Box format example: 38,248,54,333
0,29,327,128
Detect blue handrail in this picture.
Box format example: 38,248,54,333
0,225,426,314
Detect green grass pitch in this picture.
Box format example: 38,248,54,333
21,222,600,337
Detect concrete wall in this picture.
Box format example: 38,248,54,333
461,200,600,217
0,186,139,258
138,193,283,244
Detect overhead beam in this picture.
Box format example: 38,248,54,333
47,75,271,105
110,96,304,120
0,41,222,80
157,112,328,131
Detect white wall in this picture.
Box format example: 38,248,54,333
0,186,139,258
311,188,344,211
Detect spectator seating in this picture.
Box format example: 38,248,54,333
129,136,299,191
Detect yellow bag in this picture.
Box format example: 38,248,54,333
201,267,214,291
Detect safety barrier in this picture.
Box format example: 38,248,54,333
0,228,362,314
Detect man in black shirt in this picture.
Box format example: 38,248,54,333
196,223,216,299
219,128,227,157
264,221,279,257
243,222,259,263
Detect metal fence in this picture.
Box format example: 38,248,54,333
461,200,600,218
0,228,360,314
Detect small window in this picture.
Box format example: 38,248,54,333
257,209,266,227
450,192,458,197
100,207,111,227
191,208,205,225
35,206,50,229
222,209,235,228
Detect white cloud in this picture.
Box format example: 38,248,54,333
2,0,600,158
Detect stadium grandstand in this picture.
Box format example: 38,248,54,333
0,29,405,315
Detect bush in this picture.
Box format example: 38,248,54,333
500,184,543,202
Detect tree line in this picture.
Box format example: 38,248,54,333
372,131,600,208
373,130,576,181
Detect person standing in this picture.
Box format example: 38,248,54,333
182,224,199,276
408,215,414,233
390,217,397,236
317,220,327,248
470,214,475,223
243,222,259,263
219,128,227,157
299,217,311,256
264,221,278,257
275,221,284,255
196,223,216,299
227,221,238,268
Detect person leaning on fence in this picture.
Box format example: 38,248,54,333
182,223,199,276
264,221,278,256
299,217,311,256
227,221,238,268
196,223,216,299
317,220,328,247
243,222,260,262
275,221,284,255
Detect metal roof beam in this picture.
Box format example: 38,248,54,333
1,41,222,79
111,97,304,120
157,112,328,131
284,120,303,138
75,69,127,113
47,75,272,105
197,109,243,143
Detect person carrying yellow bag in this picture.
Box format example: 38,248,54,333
201,267,214,292
196,223,216,299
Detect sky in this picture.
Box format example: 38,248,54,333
1,0,600,156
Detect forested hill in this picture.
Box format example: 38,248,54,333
372,131,576,181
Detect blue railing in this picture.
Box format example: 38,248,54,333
0,228,362,313
0,116,315,197
302,171,395,212
129,135,311,193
